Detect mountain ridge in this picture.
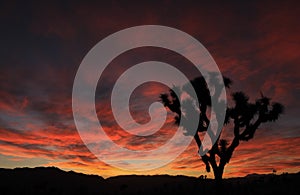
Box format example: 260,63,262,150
0,166,299,195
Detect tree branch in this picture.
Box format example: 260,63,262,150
240,118,262,141
194,133,211,172
225,119,241,163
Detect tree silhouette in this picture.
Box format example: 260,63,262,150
160,74,284,181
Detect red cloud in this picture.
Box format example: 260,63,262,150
0,1,299,179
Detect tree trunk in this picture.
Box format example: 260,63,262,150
212,164,225,194
213,165,225,181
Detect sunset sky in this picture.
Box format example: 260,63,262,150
0,1,299,179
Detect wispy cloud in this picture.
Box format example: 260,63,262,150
0,1,299,178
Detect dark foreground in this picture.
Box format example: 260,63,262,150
0,167,299,195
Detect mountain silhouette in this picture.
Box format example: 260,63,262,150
0,167,299,195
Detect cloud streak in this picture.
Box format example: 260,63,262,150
0,1,299,178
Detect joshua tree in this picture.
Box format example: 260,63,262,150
160,74,284,181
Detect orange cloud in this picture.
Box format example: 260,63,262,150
0,1,299,179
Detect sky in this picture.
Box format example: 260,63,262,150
0,1,299,179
